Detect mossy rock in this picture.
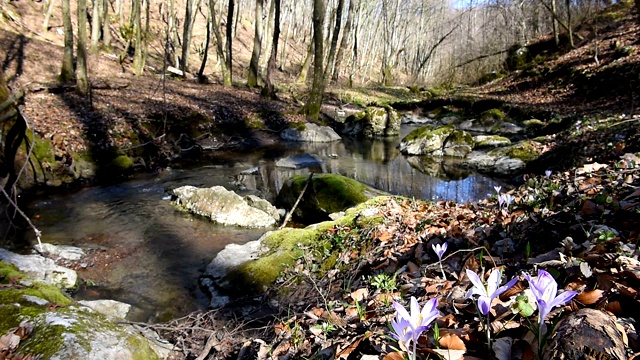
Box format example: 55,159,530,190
276,174,387,223
398,125,456,156
0,261,160,359
489,140,542,163
221,198,387,295
342,106,400,138
480,108,506,123
473,135,511,149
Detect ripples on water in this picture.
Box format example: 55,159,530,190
24,127,506,322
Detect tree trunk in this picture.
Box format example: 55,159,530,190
60,0,74,82
209,0,232,85
247,0,264,87
323,0,343,84
132,0,145,74
90,0,102,52
43,0,56,31
181,0,195,73
302,0,325,121
102,0,111,48
225,0,235,85
197,10,212,83
331,0,354,83
296,41,313,83
263,0,280,98
76,0,89,95
565,0,574,48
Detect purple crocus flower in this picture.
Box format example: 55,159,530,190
499,194,515,208
545,170,552,178
432,242,448,260
494,186,502,194
391,297,439,359
525,269,577,333
466,268,518,315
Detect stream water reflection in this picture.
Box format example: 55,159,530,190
24,126,505,322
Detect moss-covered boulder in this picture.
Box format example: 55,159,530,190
405,156,470,180
464,140,544,175
172,185,279,228
473,135,512,149
399,125,474,158
0,261,164,359
0,248,77,289
202,198,388,305
276,174,387,224
280,123,342,142
342,106,400,138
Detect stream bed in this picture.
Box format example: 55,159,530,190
22,125,506,322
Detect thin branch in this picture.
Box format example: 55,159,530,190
279,172,314,229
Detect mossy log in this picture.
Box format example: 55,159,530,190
542,308,626,360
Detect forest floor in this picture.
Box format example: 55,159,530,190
1,0,640,359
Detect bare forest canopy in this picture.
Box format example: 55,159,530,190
2,0,634,89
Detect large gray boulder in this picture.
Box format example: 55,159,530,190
342,106,400,138
399,125,474,158
172,186,279,228
280,123,341,142
34,243,85,261
0,248,77,289
463,140,543,175
275,153,324,169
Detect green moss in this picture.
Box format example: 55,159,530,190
128,332,161,360
474,135,511,148
25,131,55,164
447,130,474,146
404,125,454,142
523,119,545,127
291,122,307,131
0,261,23,282
481,108,506,122
489,140,541,163
109,155,133,170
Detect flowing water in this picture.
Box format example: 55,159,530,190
22,125,506,322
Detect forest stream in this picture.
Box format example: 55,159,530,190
20,125,505,323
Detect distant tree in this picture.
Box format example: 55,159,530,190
332,0,355,83
324,0,344,84
208,0,232,86
181,0,202,73
60,0,74,82
102,0,111,48
302,0,326,121
90,0,102,52
76,0,89,95
225,0,235,84
263,0,280,98
248,0,264,87
132,0,145,74
197,7,212,82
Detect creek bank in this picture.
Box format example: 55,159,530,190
0,256,174,359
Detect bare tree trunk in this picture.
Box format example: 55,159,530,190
198,10,212,82
132,0,145,74
209,0,232,85
332,0,354,83
263,0,280,98
226,0,235,84
565,0,574,48
76,0,89,95
248,0,264,87
90,0,102,52
181,0,195,73
323,0,343,84
43,0,56,31
302,0,325,121
60,0,74,82
296,41,313,83
278,3,292,71
102,0,111,48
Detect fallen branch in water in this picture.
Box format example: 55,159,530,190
279,172,314,229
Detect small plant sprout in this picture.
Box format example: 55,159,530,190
390,297,439,360
525,269,577,341
545,170,552,178
465,268,518,348
432,242,448,280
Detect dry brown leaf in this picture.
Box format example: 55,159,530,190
439,333,466,351
336,332,370,359
430,348,466,360
605,301,624,314
574,289,605,305
383,351,406,360
350,288,369,302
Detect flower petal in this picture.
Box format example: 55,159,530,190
410,296,421,326
466,269,487,297
495,276,518,298
550,290,577,308
477,296,491,315
486,268,501,295
393,301,411,322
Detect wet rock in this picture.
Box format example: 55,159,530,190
473,135,511,148
399,125,473,158
78,299,132,319
280,123,341,142
463,140,543,175
275,153,324,169
0,262,168,359
342,106,400,138
33,243,85,261
0,248,77,289
400,113,435,125
172,185,279,228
